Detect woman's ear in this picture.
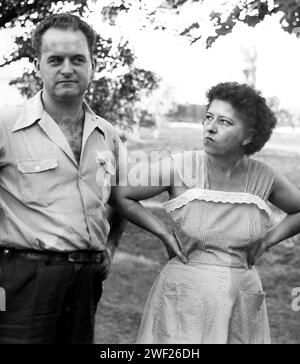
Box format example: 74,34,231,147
242,129,255,146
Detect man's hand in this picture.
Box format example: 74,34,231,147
98,249,112,281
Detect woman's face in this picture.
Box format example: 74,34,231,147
203,99,251,157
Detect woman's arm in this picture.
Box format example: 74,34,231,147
248,171,300,265
105,205,127,260
109,157,188,263
266,172,300,246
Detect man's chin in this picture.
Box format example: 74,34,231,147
54,91,83,100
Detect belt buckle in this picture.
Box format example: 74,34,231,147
67,251,104,263
0,248,13,258
68,251,87,263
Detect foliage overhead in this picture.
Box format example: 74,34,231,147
0,0,88,66
102,0,300,47
205,0,300,47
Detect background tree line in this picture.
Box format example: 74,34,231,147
0,0,299,129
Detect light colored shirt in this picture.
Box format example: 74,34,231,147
0,91,125,252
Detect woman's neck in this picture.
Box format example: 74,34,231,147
205,152,248,179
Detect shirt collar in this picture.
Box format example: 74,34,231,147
82,102,106,139
12,90,106,138
12,90,44,132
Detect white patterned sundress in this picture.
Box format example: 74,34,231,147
136,151,276,344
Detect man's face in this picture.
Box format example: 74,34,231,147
35,28,95,101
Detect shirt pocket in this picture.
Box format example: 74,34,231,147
17,158,58,207
95,159,116,205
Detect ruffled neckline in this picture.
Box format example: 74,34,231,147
163,188,273,220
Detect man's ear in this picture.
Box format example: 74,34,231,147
34,58,41,77
91,56,97,77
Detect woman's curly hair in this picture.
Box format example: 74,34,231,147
206,82,277,155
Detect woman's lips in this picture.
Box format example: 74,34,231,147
204,136,215,142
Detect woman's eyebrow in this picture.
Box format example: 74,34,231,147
208,111,236,123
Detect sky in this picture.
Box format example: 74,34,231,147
0,0,299,113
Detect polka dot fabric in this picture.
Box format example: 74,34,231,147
136,151,275,344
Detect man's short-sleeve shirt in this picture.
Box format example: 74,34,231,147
0,91,125,251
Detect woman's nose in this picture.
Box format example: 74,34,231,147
206,118,218,133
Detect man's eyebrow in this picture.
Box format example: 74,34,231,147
71,54,87,57
47,55,62,59
46,54,87,58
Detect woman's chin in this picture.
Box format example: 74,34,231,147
203,143,217,154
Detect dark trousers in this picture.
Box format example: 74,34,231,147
0,252,104,344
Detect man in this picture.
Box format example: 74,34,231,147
0,13,126,344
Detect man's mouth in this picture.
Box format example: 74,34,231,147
57,80,77,84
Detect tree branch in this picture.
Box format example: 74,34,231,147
0,54,30,68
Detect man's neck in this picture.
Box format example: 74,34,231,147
42,91,85,125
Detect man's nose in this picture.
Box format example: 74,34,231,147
60,59,74,75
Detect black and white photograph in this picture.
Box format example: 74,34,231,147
0,0,300,347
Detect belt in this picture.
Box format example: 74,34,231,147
0,248,106,263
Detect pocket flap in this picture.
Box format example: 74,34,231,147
103,161,116,176
17,158,58,173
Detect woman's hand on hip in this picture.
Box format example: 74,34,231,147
162,232,189,264
247,238,269,268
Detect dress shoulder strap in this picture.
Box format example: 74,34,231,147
246,158,277,200
170,151,204,189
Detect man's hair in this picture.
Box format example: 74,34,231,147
31,13,97,59
206,82,277,155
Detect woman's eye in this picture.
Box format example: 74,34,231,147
203,115,212,124
219,119,231,126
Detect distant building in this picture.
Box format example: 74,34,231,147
167,103,206,123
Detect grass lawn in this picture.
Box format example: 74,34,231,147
95,123,300,344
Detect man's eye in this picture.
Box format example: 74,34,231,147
206,115,213,121
49,58,60,64
73,58,84,64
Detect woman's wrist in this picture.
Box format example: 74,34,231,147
157,229,173,242
263,231,276,251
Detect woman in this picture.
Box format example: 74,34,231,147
111,82,300,344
